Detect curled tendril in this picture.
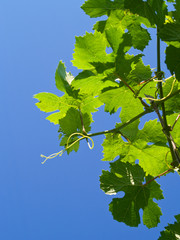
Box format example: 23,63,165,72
41,132,94,164
143,76,176,102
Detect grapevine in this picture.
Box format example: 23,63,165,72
34,0,180,237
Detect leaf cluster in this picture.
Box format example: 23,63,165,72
34,0,180,233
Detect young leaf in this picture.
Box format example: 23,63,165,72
55,61,73,95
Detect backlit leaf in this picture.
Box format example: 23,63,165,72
100,161,163,227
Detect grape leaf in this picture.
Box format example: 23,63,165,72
100,161,163,228
116,53,143,80
165,45,180,81
55,61,74,95
158,214,180,240
58,108,91,153
174,1,180,23
93,20,107,33
105,26,129,54
99,85,143,115
81,0,124,18
34,92,60,113
124,0,167,27
159,23,180,42
102,119,169,176
126,59,152,87
72,71,118,96
99,82,143,141
72,31,109,70
105,10,151,51
59,108,91,135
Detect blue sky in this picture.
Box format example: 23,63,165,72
1,0,180,239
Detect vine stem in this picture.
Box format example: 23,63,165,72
88,109,152,138
156,28,180,167
143,169,173,187
157,27,168,127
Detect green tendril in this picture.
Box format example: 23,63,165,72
41,132,94,164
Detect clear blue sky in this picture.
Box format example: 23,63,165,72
0,1,179,239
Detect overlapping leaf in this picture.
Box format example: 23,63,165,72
100,161,163,228
104,10,151,51
102,119,170,176
81,0,124,18
124,0,167,27
34,93,79,124
159,23,180,42
34,60,103,151
165,45,180,81
72,70,118,96
35,0,180,232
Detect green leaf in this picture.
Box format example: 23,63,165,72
174,1,180,23
124,0,167,27
99,84,143,141
127,24,151,51
165,45,180,81
126,59,152,87
102,119,169,176
142,199,162,228
55,61,74,94
105,10,151,51
59,108,91,135
99,81,143,141
105,27,129,54
93,20,107,33
159,23,180,42
124,0,155,26
72,72,118,96
80,95,102,115
58,108,91,153
99,85,143,115
35,93,79,124
100,161,163,227
72,31,109,70
137,119,167,144
46,112,64,125
81,0,124,18
158,214,180,240
34,92,60,112
116,53,143,80
147,0,168,26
